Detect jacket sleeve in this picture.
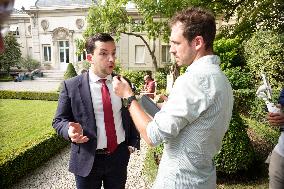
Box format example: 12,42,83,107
122,76,141,149
52,81,74,141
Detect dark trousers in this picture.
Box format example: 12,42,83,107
75,142,130,189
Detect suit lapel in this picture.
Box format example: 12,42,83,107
79,72,95,123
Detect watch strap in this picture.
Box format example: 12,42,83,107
127,95,137,107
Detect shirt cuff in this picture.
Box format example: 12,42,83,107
146,120,163,147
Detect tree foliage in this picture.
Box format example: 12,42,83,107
243,30,284,88
214,109,255,174
83,0,219,71
218,0,283,41
64,63,78,80
0,33,22,73
19,57,40,72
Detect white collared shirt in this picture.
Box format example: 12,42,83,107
147,55,234,188
88,71,125,149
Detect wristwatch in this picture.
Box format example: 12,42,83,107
123,95,137,108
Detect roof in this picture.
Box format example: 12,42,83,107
35,0,96,7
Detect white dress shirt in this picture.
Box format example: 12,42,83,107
88,71,125,149
147,55,234,189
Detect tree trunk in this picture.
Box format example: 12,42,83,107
122,32,158,71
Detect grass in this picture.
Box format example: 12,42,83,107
0,99,58,163
217,178,269,188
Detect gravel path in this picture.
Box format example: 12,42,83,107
10,140,151,189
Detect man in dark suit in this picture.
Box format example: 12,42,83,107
52,33,140,189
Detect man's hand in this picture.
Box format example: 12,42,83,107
267,112,284,127
68,122,89,143
113,76,134,98
128,146,136,154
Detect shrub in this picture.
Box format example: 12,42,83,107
0,33,21,73
243,30,284,88
64,63,78,80
143,147,160,184
0,90,59,101
0,134,69,188
224,67,254,89
120,70,147,93
154,71,167,92
0,74,13,82
214,109,255,174
214,37,245,70
19,57,40,72
73,60,91,74
213,37,254,90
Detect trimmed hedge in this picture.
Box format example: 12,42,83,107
0,90,59,101
214,109,255,174
64,63,78,80
0,134,69,188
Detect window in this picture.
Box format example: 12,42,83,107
43,45,51,62
77,51,86,62
59,41,69,63
28,47,32,57
135,45,145,64
162,45,171,63
10,25,19,36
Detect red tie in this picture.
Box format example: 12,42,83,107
100,79,118,153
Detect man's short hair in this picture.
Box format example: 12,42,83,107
169,7,216,50
85,33,114,54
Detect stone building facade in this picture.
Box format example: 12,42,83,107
4,0,232,72
3,0,172,72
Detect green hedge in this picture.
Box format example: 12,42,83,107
214,109,255,174
0,90,59,101
0,134,69,188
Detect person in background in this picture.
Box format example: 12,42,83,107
52,33,140,189
0,0,15,53
141,74,156,99
267,88,284,189
113,7,233,189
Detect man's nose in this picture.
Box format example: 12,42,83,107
169,45,175,54
108,55,115,62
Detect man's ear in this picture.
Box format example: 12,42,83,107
194,36,204,51
86,54,92,62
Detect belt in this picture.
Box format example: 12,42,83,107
95,148,110,155
95,141,126,155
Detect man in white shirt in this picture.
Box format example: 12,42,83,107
267,88,284,189
52,33,140,189
113,7,233,188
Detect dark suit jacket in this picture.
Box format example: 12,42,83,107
52,72,140,177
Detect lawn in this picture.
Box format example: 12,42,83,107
217,179,269,188
0,99,58,162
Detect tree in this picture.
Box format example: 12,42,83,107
217,0,283,41
0,33,21,73
19,56,40,72
82,0,216,71
243,30,284,88
64,63,78,80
